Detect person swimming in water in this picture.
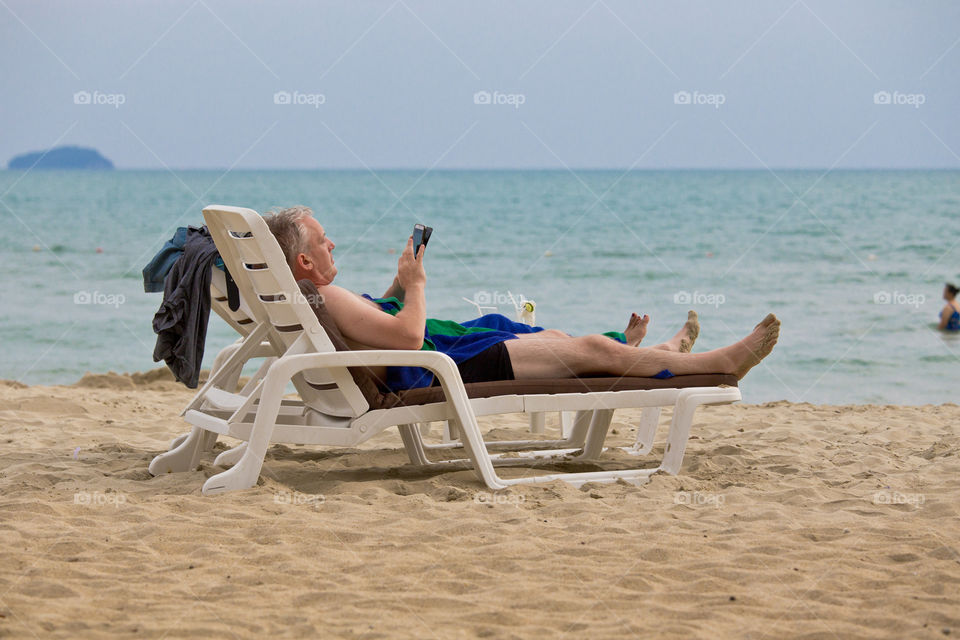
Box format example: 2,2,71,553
938,282,960,332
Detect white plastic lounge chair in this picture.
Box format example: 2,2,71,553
152,205,741,494
158,258,605,461
154,265,585,470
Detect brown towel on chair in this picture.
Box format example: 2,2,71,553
297,280,398,409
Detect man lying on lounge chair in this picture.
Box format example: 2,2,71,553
264,206,780,392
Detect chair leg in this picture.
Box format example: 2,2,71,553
156,338,249,475
659,391,700,474
213,442,247,467
398,424,430,465
168,432,190,450
199,429,219,451
447,417,508,490
237,357,275,396
202,366,287,495
567,410,595,446
443,420,459,442
560,411,576,438
658,387,740,474
149,426,212,475
529,412,545,434
579,409,614,459
621,407,661,455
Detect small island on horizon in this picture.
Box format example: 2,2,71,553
7,146,114,170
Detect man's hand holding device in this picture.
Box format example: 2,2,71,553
413,223,432,256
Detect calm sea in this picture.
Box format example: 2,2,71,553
1,169,957,405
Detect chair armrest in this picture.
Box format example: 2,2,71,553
280,349,453,367
263,350,471,421
273,349,464,387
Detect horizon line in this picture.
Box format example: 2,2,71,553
6,166,959,172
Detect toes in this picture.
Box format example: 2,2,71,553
755,313,778,329
684,310,700,342
627,313,649,331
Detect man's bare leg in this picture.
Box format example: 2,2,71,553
514,329,570,340
624,313,649,346
623,313,650,347
517,312,698,353
518,319,656,346
652,310,699,353
625,311,698,352
505,314,779,380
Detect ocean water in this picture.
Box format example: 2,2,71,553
1,169,957,405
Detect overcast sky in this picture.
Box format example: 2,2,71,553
2,0,958,169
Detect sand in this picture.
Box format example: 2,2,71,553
1,370,958,639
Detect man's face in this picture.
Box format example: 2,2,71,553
299,216,337,284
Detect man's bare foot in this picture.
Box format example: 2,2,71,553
654,310,700,352
720,313,780,380
624,313,649,346
678,310,700,353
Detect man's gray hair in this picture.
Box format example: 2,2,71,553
264,205,312,269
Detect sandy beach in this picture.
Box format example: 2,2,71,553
1,370,958,639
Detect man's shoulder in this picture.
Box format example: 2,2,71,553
295,279,349,296
312,283,356,301
296,281,365,314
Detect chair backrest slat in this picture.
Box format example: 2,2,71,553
209,267,258,335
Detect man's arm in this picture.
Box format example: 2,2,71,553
382,276,404,302
321,238,426,350
382,236,418,301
